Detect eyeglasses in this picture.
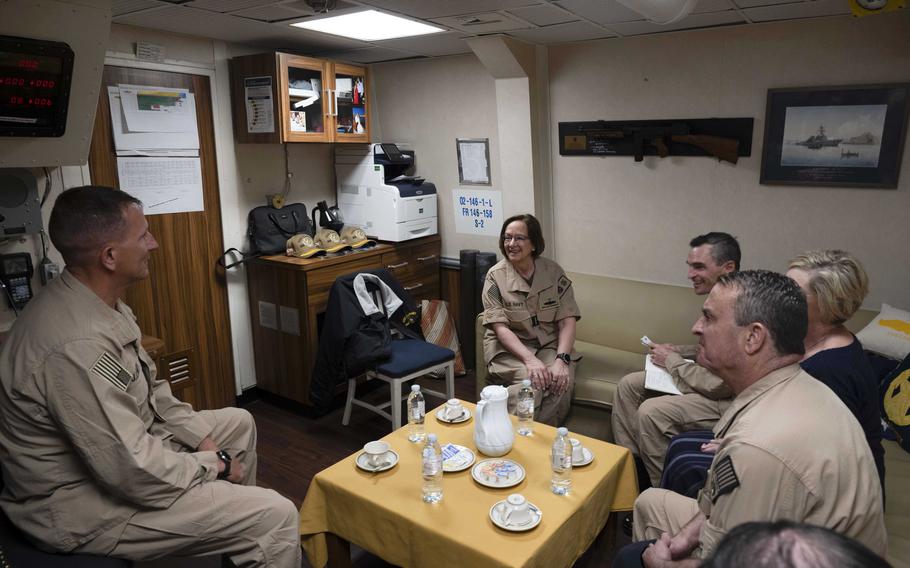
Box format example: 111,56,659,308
502,234,529,243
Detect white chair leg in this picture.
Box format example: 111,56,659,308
342,378,357,426
391,379,403,431
445,361,455,400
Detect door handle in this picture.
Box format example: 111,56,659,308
386,261,409,269
416,255,436,262
403,282,423,292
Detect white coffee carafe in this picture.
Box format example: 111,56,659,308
474,385,515,456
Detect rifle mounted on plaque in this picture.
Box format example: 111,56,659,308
559,118,753,164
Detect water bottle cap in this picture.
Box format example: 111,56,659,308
522,379,531,387
411,384,421,392
427,433,437,442
557,427,568,436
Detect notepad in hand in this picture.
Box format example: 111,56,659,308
644,354,688,395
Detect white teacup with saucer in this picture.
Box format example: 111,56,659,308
490,493,542,532
362,440,391,469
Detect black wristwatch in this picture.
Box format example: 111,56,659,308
216,450,232,479
556,352,571,365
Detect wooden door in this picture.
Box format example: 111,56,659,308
88,65,235,410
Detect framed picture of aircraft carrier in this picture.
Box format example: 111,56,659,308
760,83,910,188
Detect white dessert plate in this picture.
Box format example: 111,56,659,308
471,458,525,488
441,443,476,473
490,500,542,532
572,447,594,467
436,408,472,424
355,449,399,473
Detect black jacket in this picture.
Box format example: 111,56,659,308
310,269,422,411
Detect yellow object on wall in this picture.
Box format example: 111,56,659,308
849,0,905,17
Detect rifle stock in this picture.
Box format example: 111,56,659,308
671,134,739,164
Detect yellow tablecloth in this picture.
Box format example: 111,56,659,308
299,402,638,568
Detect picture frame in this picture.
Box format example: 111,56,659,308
760,83,910,188
456,138,492,186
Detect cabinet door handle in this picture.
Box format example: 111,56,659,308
404,282,423,292
387,261,409,269
417,255,436,262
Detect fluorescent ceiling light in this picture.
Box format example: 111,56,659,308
291,10,444,41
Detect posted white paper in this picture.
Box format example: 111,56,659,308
118,84,196,133
458,140,490,184
108,87,199,156
116,157,204,215
244,76,274,134
644,355,686,395
452,189,501,236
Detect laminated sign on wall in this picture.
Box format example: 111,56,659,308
452,189,501,236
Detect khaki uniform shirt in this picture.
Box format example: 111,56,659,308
0,270,219,552
665,351,733,400
481,257,581,363
695,364,887,558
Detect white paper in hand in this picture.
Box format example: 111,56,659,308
644,355,685,395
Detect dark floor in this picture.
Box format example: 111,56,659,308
141,371,630,567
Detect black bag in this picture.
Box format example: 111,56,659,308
248,202,312,255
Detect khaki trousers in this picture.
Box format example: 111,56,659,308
632,488,700,542
612,371,730,486
76,408,302,568
487,348,574,426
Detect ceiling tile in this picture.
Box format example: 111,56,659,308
231,4,314,22
186,0,277,12
431,11,534,34
374,32,472,57
356,0,542,20
693,0,735,13
112,0,169,17
507,4,579,26
608,10,744,35
507,20,616,44
317,46,421,63
733,0,805,8
114,5,367,51
552,0,644,24
743,0,849,21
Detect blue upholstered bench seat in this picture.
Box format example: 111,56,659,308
375,340,454,378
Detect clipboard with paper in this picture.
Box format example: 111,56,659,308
644,355,686,395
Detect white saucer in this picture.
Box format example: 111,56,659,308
572,447,594,467
471,458,526,488
436,408,472,424
490,500,542,532
441,443,476,473
355,449,399,473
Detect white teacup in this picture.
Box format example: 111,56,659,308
363,440,390,468
443,399,465,420
502,493,532,526
570,438,585,463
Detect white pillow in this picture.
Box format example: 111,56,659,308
856,303,910,361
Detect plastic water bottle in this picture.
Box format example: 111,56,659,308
551,427,572,495
407,384,426,443
421,433,443,503
516,379,534,436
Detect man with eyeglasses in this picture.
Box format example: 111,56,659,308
480,213,581,426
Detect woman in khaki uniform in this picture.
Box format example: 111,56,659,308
481,214,581,426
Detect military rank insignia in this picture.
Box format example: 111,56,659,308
557,275,572,298
709,454,740,503
91,352,134,392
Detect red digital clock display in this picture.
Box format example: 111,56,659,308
0,36,73,137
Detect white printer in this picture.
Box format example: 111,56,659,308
335,143,438,242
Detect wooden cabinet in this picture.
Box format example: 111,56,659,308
229,52,370,144
246,235,441,406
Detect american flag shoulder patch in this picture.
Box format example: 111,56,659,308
91,352,133,392
710,454,740,503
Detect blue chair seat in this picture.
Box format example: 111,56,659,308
375,339,455,378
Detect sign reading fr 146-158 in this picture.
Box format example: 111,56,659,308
452,189,501,236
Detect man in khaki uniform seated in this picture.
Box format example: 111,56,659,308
0,187,301,567
615,270,886,567
612,232,739,487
